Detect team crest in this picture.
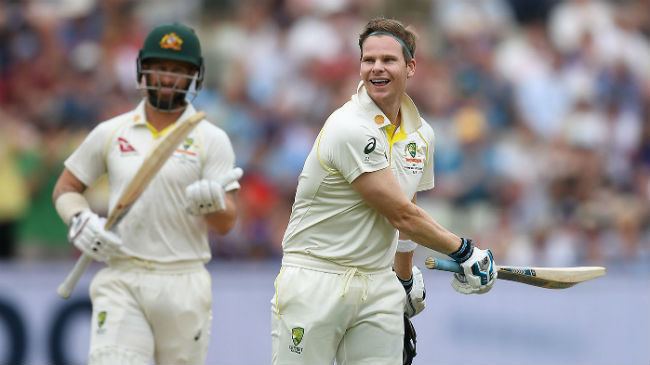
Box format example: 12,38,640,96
292,327,304,345
406,142,417,158
183,137,194,150
289,327,304,354
97,311,107,334
160,32,183,50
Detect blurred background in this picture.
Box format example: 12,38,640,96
0,0,649,364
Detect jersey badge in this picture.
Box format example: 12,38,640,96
406,142,417,158
160,32,183,51
289,327,304,354
97,311,107,334
117,137,137,154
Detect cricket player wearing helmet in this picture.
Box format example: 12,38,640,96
53,23,242,365
271,17,496,365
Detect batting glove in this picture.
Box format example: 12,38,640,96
449,238,497,294
68,209,123,262
186,167,243,215
398,266,426,318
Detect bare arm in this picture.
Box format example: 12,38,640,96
351,167,460,254
52,168,87,203
204,190,238,235
393,194,417,280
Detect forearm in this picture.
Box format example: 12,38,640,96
392,203,460,254
394,250,414,280
204,192,238,234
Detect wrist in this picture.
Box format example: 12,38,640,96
449,237,474,263
398,274,414,294
55,192,90,225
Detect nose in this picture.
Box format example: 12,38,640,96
371,60,385,73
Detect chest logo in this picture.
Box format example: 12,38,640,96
406,142,417,158
117,137,136,153
364,137,377,154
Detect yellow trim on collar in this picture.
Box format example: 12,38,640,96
385,124,407,165
145,120,176,139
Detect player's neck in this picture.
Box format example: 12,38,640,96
144,103,185,132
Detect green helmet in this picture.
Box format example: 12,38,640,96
137,23,204,89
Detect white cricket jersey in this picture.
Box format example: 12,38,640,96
281,82,435,270
65,100,239,263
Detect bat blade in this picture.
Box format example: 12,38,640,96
104,110,206,229
424,257,606,289
57,111,206,299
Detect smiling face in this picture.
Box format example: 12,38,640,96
360,35,415,119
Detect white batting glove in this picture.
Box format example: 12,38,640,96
186,167,243,215
401,266,426,318
450,238,497,294
68,209,122,262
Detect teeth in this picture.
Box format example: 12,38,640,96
371,80,389,84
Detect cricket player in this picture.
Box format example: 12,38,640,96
271,18,497,365
52,23,242,365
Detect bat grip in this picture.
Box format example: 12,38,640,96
425,257,464,274
57,254,92,299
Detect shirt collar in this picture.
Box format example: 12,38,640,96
353,81,422,133
131,99,198,127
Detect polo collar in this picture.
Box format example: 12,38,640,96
131,99,198,131
353,81,422,134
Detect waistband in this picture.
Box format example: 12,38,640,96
107,258,205,273
282,253,391,275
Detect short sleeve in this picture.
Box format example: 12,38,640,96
319,118,389,183
417,119,435,191
64,123,110,187
201,125,240,192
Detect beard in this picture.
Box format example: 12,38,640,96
147,88,187,111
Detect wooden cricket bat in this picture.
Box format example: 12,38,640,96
425,256,606,289
57,111,206,299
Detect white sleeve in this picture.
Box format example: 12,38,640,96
319,117,389,183
417,119,435,192
201,125,240,192
64,124,110,187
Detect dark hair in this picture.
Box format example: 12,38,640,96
358,18,417,63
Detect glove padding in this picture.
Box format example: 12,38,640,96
403,266,426,318
451,247,497,294
186,167,243,215
68,209,122,262
403,314,417,365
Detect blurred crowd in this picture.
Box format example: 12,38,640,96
1,0,649,269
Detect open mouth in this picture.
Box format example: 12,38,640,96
370,79,390,86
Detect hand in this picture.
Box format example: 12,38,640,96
399,266,426,318
68,209,122,262
185,167,243,215
450,239,497,294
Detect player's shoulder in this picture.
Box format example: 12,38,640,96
324,101,378,138
418,116,435,139
91,108,138,135
194,118,231,141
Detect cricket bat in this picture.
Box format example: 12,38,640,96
57,111,206,299
425,256,606,289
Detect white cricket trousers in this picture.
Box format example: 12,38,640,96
88,258,212,365
271,254,405,365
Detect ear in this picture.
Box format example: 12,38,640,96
406,58,416,79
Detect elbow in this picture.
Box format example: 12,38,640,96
386,203,416,235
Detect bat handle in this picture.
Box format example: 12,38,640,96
424,257,464,274
57,254,92,299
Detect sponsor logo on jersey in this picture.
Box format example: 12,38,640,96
364,137,376,154
160,32,183,51
289,327,304,354
117,137,137,154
